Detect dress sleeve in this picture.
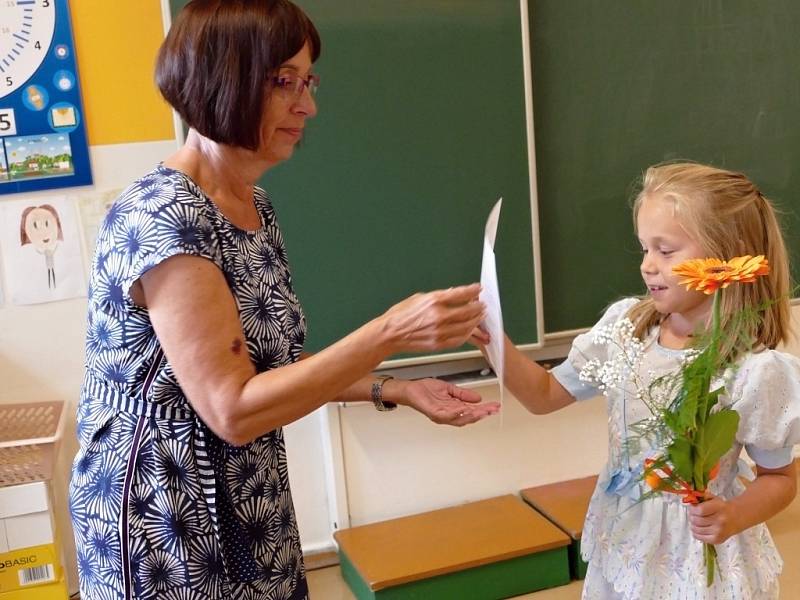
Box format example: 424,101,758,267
551,297,640,401
727,350,800,468
108,174,223,299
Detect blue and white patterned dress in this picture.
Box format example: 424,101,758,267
69,165,309,600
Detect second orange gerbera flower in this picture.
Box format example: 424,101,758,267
672,255,770,295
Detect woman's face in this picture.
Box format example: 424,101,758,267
259,42,318,166
24,207,60,252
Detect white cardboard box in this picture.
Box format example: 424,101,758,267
0,483,54,552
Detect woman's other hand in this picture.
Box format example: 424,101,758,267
377,284,485,354
396,378,500,426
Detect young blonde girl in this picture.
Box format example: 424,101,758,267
475,163,799,599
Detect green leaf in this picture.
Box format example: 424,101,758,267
701,387,722,418
675,348,715,430
693,437,706,489
695,409,740,484
663,410,682,435
667,436,694,482
673,385,698,432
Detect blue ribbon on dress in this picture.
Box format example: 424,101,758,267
604,465,643,499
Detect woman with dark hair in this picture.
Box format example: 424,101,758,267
69,1,498,598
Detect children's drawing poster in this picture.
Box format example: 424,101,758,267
0,195,86,304
76,187,119,262
0,0,92,194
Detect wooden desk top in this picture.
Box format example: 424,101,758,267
520,476,598,540
333,494,570,591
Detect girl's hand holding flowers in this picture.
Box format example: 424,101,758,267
688,492,740,545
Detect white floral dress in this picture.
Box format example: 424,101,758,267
551,298,800,600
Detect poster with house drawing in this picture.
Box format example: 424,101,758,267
0,196,86,304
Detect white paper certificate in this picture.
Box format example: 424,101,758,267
479,198,504,404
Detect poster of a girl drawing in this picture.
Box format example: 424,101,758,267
0,196,85,304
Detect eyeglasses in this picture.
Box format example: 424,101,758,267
271,73,320,98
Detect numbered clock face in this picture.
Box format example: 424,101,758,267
0,0,57,100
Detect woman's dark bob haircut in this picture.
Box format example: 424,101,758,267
156,0,320,151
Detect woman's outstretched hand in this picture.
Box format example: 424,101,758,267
400,378,500,426
378,284,485,354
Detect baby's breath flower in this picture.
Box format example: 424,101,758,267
581,318,647,397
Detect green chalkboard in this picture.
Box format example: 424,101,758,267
168,1,538,356
531,1,800,333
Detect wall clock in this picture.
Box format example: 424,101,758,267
1,0,92,194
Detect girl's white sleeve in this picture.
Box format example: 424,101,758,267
728,350,800,468
550,297,640,401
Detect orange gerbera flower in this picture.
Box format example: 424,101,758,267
672,255,770,295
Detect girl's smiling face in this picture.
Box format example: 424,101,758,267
636,193,712,325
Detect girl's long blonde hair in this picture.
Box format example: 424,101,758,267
628,162,792,357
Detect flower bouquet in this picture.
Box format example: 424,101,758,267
579,255,770,588
642,255,769,587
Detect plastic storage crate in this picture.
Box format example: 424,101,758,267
0,402,63,488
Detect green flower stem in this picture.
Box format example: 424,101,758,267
704,541,717,587
701,290,722,587
710,287,721,361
